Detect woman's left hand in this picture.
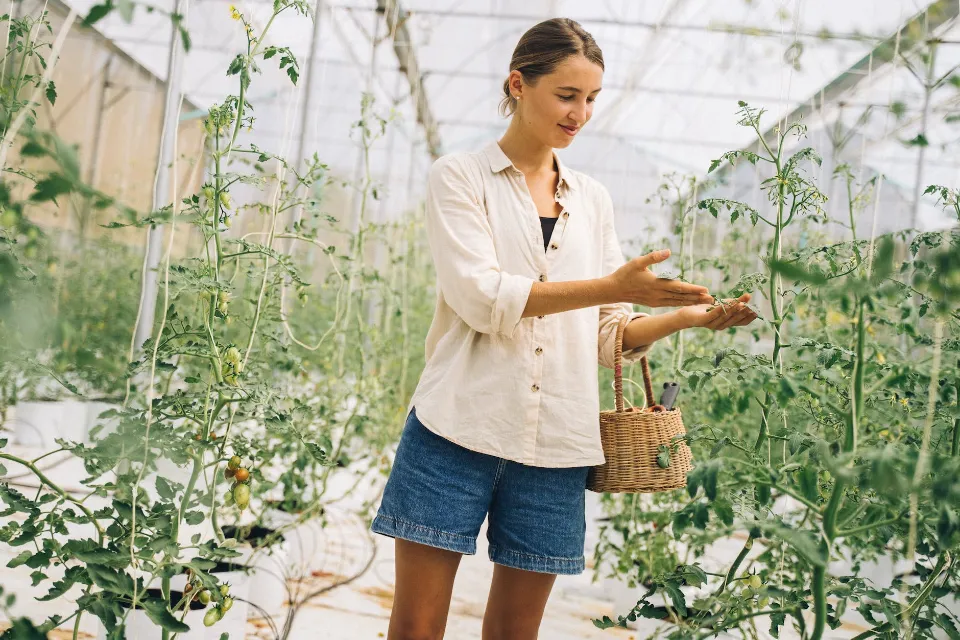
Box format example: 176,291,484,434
676,293,759,331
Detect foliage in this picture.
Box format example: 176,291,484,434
594,103,960,640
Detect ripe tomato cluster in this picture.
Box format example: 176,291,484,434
223,455,251,509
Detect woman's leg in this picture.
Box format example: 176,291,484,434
480,564,558,640
388,538,464,640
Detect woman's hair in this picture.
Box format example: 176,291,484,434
499,18,604,117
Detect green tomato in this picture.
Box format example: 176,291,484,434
198,590,211,605
219,192,232,209
233,483,250,509
223,489,234,505
748,575,763,589
203,607,222,627
1,209,17,228
202,186,215,201
220,584,230,597
222,596,233,612
227,455,242,470
224,347,241,364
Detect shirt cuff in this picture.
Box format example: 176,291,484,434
620,311,653,364
494,273,535,338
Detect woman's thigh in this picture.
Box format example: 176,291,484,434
482,563,558,640
389,538,464,640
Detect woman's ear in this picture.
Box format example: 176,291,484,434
508,70,524,100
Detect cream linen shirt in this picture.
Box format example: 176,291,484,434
405,140,652,468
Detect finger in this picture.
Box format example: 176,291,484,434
735,309,759,326
708,305,746,329
664,282,711,296
634,249,672,269
720,307,754,329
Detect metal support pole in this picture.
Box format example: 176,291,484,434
910,44,936,233
80,55,113,240
134,0,187,350
288,0,324,244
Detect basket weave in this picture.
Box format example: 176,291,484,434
587,314,694,493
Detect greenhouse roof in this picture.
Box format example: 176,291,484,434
66,0,960,230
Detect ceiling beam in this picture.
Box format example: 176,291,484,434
377,0,442,159
713,0,959,179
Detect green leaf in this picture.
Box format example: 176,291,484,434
86,564,135,595
178,24,191,53
63,539,129,568
29,174,74,204
143,599,191,632
155,476,175,500
904,133,929,147
798,466,819,501
303,441,332,465
760,521,827,567
37,566,84,601
768,258,828,285
6,550,31,568
870,236,895,284
83,1,114,25
44,81,56,105
661,582,687,616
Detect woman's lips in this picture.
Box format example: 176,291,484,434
559,124,579,136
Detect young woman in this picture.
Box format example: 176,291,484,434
370,17,758,640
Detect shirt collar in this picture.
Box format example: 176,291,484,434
482,140,576,192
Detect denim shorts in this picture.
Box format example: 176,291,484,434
370,407,591,575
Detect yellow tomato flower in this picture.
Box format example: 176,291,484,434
877,352,885,364
229,5,241,20
900,398,908,407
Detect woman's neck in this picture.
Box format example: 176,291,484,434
498,121,556,177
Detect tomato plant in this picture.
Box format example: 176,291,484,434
595,102,960,639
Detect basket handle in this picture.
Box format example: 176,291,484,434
613,313,655,413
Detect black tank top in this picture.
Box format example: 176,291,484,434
539,216,558,252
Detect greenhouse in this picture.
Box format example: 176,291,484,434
1,0,958,637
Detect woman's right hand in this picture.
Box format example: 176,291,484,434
607,249,713,308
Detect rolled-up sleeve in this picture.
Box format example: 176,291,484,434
424,156,535,338
596,186,652,369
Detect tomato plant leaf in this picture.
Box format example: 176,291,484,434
6,550,31,568
83,1,113,26
142,599,191,633
768,258,827,285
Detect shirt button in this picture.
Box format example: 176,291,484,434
536,315,544,319
562,212,569,218
538,274,546,282
550,243,558,250
531,384,540,391
535,347,543,355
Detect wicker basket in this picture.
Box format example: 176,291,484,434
587,314,694,493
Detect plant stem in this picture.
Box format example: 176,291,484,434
0,453,104,539
716,536,753,595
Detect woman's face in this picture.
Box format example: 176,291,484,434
509,54,603,149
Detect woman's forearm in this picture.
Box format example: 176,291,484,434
521,277,619,318
520,278,692,350
622,311,690,351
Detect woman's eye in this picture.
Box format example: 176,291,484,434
587,97,596,103
558,95,574,101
